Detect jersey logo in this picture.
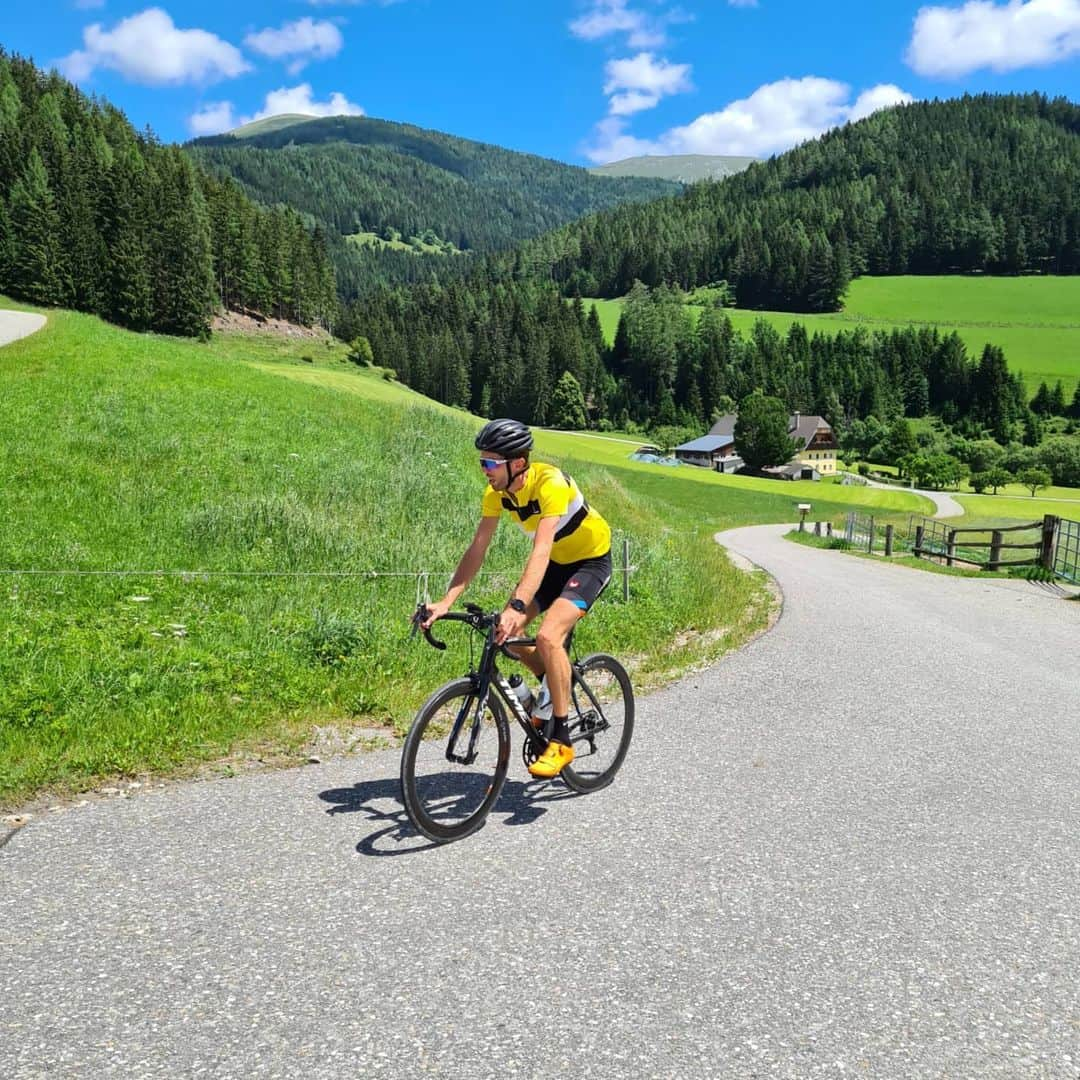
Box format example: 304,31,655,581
569,579,580,588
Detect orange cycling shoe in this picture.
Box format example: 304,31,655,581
528,741,575,778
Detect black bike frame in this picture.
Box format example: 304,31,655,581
416,606,549,766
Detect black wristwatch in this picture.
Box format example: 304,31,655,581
508,597,528,614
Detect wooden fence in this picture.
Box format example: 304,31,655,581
911,515,1057,571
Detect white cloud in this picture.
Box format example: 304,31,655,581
188,100,236,136
583,77,914,163
570,1,673,48
245,83,365,122
59,8,250,85
906,0,1080,77
186,83,364,138
603,52,693,97
602,51,693,114
847,83,914,122
244,18,343,75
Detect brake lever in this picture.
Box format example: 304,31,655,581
411,604,447,650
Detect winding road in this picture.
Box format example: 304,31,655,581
3,525,1078,1077
0,309,46,346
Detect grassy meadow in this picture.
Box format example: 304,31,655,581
4,289,1070,806
3,300,903,806
587,275,1080,396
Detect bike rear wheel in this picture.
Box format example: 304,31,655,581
400,678,511,843
561,654,634,794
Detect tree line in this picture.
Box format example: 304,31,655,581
340,277,1039,441
0,52,336,337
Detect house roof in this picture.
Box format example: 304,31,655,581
708,412,833,451
674,435,735,453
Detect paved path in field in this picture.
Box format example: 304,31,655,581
858,473,965,518
0,309,46,346
3,526,1079,1078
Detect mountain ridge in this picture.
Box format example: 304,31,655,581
590,154,757,183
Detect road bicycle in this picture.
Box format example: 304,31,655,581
401,603,634,843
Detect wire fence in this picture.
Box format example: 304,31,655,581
0,541,638,603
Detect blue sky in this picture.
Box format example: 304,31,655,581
5,1,1079,163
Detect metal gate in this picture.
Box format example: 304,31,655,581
1054,516,1080,584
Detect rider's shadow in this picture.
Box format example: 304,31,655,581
319,774,578,856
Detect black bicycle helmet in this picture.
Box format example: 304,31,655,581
474,418,533,457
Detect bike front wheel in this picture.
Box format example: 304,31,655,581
561,654,634,794
400,678,511,843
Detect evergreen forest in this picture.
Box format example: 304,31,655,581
187,115,678,297
509,93,1080,312
0,51,337,337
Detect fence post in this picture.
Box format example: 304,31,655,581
946,528,957,567
1040,515,1059,572
867,516,875,554
814,520,821,537
914,524,924,559
885,524,894,557
623,538,631,602
826,522,833,538
845,511,854,543
989,530,1003,570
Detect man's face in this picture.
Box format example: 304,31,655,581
479,454,517,490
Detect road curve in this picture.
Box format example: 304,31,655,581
0,309,46,346
859,473,965,518
2,526,1078,1078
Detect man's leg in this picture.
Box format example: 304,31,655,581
533,598,582,746
505,601,545,681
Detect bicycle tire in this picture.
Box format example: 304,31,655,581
400,677,511,843
561,654,634,794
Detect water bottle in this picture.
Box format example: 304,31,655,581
508,674,534,714
533,675,553,722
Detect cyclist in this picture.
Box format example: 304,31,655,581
420,418,612,778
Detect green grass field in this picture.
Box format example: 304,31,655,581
345,231,461,256
3,301,915,806
587,275,1080,396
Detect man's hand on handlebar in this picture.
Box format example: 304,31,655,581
419,598,451,630
495,606,527,645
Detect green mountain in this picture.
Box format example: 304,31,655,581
519,93,1080,312
228,114,321,139
186,115,679,297
589,154,757,183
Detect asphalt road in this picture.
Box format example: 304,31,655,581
0,309,46,346
3,525,1079,1078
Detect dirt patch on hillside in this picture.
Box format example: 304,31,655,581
212,309,331,340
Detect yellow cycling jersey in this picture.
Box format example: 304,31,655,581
482,461,611,563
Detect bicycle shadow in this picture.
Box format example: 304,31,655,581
318,773,579,856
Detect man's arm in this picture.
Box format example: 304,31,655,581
421,516,499,628
512,516,557,608
496,517,558,643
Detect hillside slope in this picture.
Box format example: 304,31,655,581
187,115,679,297
517,93,1080,311
3,301,840,803
590,154,756,182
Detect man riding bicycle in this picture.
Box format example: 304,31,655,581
420,418,612,778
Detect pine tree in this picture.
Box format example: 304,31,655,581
8,149,65,305
549,371,588,430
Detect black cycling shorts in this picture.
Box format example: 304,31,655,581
534,551,612,614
